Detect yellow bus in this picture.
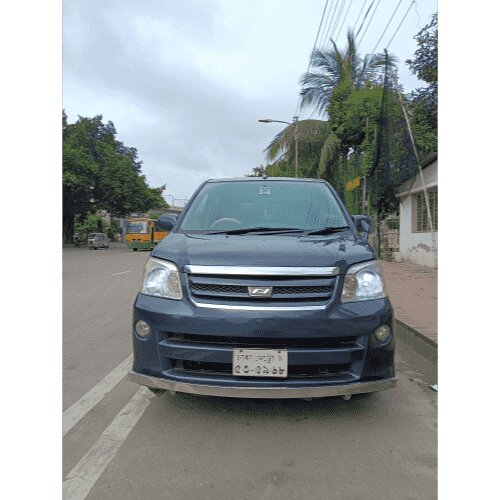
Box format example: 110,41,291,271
126,218,153,251
125,217,173,251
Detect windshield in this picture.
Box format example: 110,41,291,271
178,181,348,233
126,221,150,234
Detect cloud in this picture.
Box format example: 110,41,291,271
63,0,301,199
63,0,437,200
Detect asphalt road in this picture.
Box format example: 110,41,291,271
63,244,437,500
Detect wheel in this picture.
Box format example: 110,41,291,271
133,248,138,252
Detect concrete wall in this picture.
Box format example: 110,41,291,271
393,161,438,268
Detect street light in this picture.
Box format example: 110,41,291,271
164,194,175,207
258,116,299,178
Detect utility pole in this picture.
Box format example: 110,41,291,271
293,116,299,178
362,176,367,214
389,63,437,267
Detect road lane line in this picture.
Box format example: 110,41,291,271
112,270,131,276
63,387,153,500
63,354,133,437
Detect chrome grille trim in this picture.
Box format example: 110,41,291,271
190,300,327,311
185,265,339,276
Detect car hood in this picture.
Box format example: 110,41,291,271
152,232,375,274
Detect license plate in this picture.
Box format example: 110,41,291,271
232,349,288,378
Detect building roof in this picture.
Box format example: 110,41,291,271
420,151,438,169
398,151,437,186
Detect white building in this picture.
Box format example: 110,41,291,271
393,153,437,268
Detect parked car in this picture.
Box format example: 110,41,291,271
87,233,109,250
128,177,396,399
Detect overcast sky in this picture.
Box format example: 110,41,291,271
63,0,437,204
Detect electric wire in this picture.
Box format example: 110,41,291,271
354,0,376,39
413,0,422,29
334,0,354,42
294,0,331,117
318,0,336,48
366,0,404,67
351,0,369,35
316,0,330,48
345,0,369,51
358,0,383,45
309,0,331,59
322,0,340,48
385,0,415,49
330,0,346,43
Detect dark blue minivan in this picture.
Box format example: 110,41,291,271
128,177,396,399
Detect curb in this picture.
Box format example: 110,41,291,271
394,318,437,365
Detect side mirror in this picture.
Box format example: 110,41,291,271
156,213,179,231
352,215,371,242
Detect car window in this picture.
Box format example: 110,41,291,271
179,181,348,232
126,222,150,234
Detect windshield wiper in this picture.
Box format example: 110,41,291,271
302,226,350,236
208,227,305,235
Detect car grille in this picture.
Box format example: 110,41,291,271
187,267,338,306
167,333,359,349
173,360,352,379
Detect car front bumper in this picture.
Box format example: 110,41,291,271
130,292,396,398
128,370,397,398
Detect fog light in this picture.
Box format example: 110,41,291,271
135,320,151,337
374,325,391,342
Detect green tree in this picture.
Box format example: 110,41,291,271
63,112,166,243
74,213,103,238
326,83,386,206
107,219,122,241
63,112,99,243
263,119,331,178
295,32,397,211
299,31,395,117
405,13,437,155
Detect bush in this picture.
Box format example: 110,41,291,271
107,219,122,241
74,213,103,238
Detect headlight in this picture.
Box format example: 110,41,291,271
141,258,183,300
341,260,386,302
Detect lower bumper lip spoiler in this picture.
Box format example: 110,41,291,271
127,371,397,399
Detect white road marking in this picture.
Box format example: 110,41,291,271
63,355,133,437
90,260,104,264
63,387,153,500
112,270,131,276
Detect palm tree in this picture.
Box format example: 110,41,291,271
264,119,330,169
299,30,396,117
259,34,396,184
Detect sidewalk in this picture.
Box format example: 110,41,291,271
379,260,437,346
